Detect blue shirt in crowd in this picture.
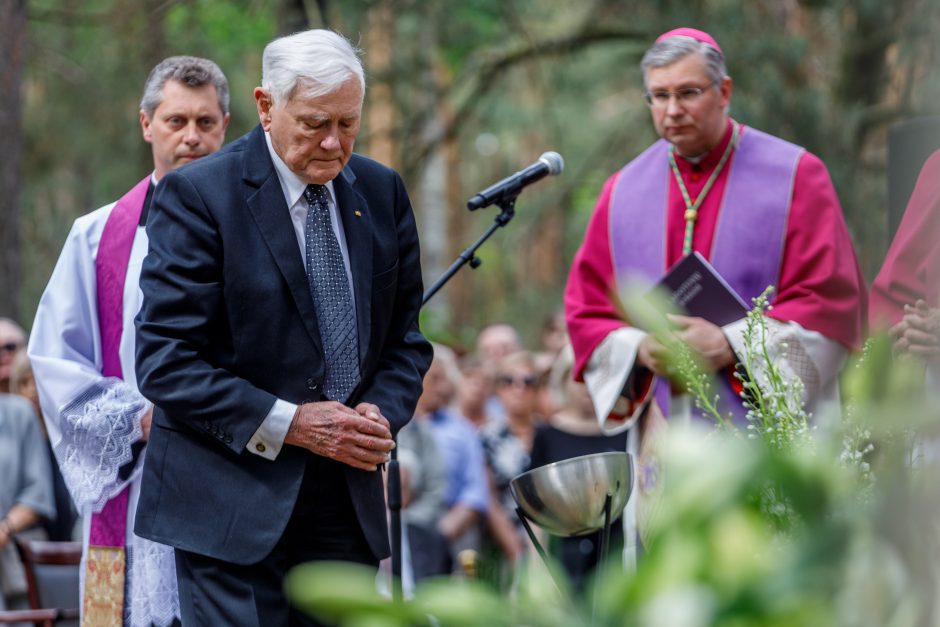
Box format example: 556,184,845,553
427,408,489,513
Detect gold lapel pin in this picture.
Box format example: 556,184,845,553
354,210,362,218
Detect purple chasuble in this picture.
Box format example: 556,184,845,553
90,175,149,547
609,128,803,421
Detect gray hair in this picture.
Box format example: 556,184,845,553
261,29,365,105
140,56,230,118
640,36,727,88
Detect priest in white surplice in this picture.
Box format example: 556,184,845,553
28,57,229,627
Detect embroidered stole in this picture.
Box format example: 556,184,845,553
84,176,149,626
609,128,803,422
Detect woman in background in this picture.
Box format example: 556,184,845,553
0,392,54,612
480,351,543,586
528,344,628,592
10,351,78,542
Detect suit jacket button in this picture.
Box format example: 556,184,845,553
224,435,233,444
306,379,319,391
255,442,266,453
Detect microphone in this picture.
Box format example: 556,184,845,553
466,151,564,211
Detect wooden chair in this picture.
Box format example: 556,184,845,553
0,539,81,627
0,608,80,627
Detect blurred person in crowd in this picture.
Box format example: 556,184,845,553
565,27,866,434
415,344,489,562
456,353,495,429
480,351,544,582
131,29,430,626
476,323,523,367
0,319,26,394
29,55,230,627
476,323,523,425
9,351,77,542
8,351,41,425
528,344,628,592
395,413,448,582
870,149,940,368
532,313,569,418
532,351,562,418
0,394,54,613
539,310,568,357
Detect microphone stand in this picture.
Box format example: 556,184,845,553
422,197,517,304
387,195,519,603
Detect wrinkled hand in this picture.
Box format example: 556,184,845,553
285,401,394,471
355,402,391,431
357,402,392,469
667,314,735,372
891,300,940,358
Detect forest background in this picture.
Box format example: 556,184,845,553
1,0,939,349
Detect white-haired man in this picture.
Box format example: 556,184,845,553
29,56,229,626
133,30,431,625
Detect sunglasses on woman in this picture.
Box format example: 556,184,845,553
496,374,538,389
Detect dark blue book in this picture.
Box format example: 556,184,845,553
654,252,749,326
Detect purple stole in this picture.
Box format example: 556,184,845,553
83,176,149,625
609,128,803,421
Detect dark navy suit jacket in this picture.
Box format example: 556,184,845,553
133,125,432,565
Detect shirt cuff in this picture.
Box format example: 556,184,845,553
583,327,650,434
247,399,296,460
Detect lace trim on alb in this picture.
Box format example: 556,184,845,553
55,379,145,511
126,533,181,627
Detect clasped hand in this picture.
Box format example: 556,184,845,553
285,401,394,471
638,314,735,377
890,299,940,359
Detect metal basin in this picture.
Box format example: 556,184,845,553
510,451,633,537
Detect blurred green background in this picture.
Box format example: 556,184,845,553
2,0,939,348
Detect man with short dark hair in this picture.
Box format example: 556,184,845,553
29,55,229,627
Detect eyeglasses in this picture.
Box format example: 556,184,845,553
497,374,539,389
644,81,718,108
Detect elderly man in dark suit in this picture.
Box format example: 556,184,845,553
133,29,432,626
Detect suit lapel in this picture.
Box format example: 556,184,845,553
242,127,325,358
333,167,373,365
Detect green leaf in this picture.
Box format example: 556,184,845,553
285,562,412,626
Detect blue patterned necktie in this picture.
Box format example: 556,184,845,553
303,184,360,401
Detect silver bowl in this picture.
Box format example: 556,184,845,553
510,451,633,537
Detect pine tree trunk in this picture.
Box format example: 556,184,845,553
0,0,27,319
363,0,397,168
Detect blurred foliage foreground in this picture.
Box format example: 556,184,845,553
285,317,940,626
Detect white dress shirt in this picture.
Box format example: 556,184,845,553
248,132,357,460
